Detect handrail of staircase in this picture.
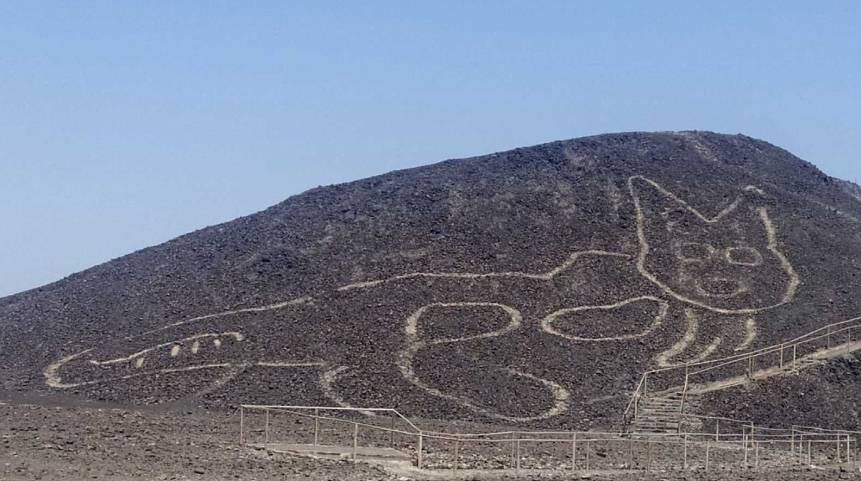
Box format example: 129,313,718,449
621,372,647,428
691,321,859,377
622,314,861,429
659,314,861,377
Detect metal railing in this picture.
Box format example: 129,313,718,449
622,315,861,429
239,404,857,471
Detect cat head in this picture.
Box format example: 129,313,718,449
628,176,799,314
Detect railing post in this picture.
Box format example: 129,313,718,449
515,438,521,470
634,394,639,420
837,436,841,463
715,419,720,442
417,431,423,469
646,440,652,471
571,433,577,470
643,372,648,396
683,435,688,469
585,440,590,471
680,365,690,414
352,423,358,463
750,423,755,457
264,408,270,443
239,406,245,445
747,354,753,379
628,438,634,470
754,441,759,469
314,408,319,446
792,344,798,371
453,439,459,471
389,413,395,447
791,428,795,453
779,343,785,369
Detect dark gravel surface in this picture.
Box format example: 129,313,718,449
2,131,861,431
3,398,860,481
701,351,861,430
0,397,397,481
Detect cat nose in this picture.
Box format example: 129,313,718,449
695,277,748,298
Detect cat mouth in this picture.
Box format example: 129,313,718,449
694,278,749,299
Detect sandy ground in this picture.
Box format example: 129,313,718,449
0,397,395,481
2,396,861,481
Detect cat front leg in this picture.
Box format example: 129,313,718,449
654,308,757,368
397,302,570,422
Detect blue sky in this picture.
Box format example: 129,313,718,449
1,1,859,297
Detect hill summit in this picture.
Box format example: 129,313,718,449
2,131,861,428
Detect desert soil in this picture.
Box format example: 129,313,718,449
2,396,860,481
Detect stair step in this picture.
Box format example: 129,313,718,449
631,392,701,435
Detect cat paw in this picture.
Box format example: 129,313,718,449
398,302,569,422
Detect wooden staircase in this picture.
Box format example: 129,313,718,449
623,317,861,435
629,391,702,434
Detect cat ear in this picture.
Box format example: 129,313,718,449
628,176,706,232
629,176,760,229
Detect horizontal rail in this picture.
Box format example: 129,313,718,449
692,323,859,376
240,403,857,472
623,313,861,426
242,405,849,443
241,404,421,433
792,425,861,435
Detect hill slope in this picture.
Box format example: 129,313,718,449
2,131,861,428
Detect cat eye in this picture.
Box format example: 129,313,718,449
675,242,714,262
725,246,764,266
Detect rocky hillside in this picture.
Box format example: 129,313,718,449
2,131,860,429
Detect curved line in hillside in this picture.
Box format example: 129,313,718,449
541,295,669,342
337,250,631,291
629,176,800,314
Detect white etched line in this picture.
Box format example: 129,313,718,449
541,296,669,342
629,176,799,314
398,302,569,422
256,361,325,368
319,366,377,417
337,251,630,291
655,309,699,368
90,332,244,366
134,296,313,337
734,318,758,352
